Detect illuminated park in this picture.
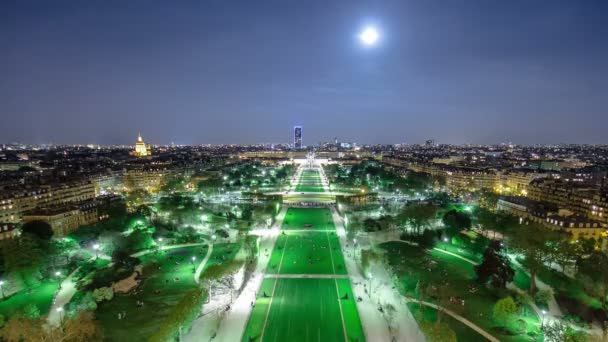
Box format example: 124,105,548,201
1,153,605,341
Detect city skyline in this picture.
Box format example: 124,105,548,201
2,1,608,145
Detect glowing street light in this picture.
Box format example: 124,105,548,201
0,280,5,298
541,310,547,329
93,243,100,259
56,307,64,323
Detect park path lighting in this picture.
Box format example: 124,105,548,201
541,310,547,329
0,280,5,298
57,307,64,323
93,244,100,259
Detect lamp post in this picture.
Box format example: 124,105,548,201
93,244,100,259
191,256,196,272
55,271,62,284
57,307,64,323
0,280,5,298
541,310,547,329
157,237,163,251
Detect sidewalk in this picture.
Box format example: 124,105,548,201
332,208,425,342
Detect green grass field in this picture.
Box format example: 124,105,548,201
295,169,325,192
242,278,364,342
243,168,364,342
266,231,346,275
282,207,335,230
96,246,207,341
381,241,541,342
0,281,59,319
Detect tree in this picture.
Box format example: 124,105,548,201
492,296,518,328
23,304,41,319
21,221,54,240
419,321,457,342
475,240,514,288
149,288,206,342
111,250,138,269
578,251,608,311
543,320,588,342
92,287,114,302
442,209,471,235
509,223,560,293
1,234,44,286
418,229,437,249
0,314,45,341
399,203,437,235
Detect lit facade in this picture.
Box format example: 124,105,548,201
294,126,302,149
133,134,152,157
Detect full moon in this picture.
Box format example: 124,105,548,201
359,26,379,46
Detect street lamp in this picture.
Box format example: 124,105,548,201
93,244,100,259
56,307,64,323
541,310,547,329
0,280,5,298
212,234,217,243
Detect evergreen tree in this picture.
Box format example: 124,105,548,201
475,240,514,288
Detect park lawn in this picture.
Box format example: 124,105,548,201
0,281,59,319
267,232,346,275
336,279,366,341
536,264,601,310
407,302,489,341
381,241,541,342
261,278,348,342
204,242,243,268
242,278,277,342
96,246,208,341
295,185,325,192
282,207,335,230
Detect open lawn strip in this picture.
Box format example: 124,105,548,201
380,241,541,342
241,278,277,342
266,231,346,275
282,207,335,231
261,278,346,342
243,189,363,342
336,279,366,342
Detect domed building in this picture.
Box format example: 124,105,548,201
132,134,151,157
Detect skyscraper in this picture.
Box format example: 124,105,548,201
294,126,302,149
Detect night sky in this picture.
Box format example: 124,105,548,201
2,1,607,145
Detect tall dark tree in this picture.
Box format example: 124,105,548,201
21,221,53,240
509,223,560,293
578,251,608,311
475,240,514,288
441,209,471,235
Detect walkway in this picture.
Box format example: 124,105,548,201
333,209,425,342
47,268,79,326
432,247,478,265
194,244,214,284
264,273,349,279
184,208,287,342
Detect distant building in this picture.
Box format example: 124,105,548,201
23,200,99,236
132,134,152,157
294,126,302,149
497,196,607,249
